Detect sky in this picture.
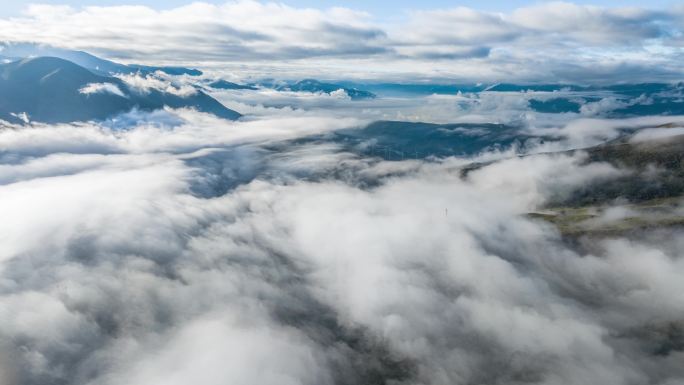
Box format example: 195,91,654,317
1,0,683,82
0,0,678,18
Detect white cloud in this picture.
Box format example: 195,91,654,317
402,7,517,45
1,108,684,384
79,82,127,98
0,1,386,62
328,88,350,99
630,126,684,142
0,1,680,82
116,73,197,97
112,313,332,385
9,112,30,123
2,2,684,383
509,2,666,44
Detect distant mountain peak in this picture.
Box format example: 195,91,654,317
0,42,203,77
0,56,240,124
265,78,376,100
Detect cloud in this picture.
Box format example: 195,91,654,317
328,88,350,100
398,2,668,51
116,73,197,97
1,107,684,384
79,82,127,98
402,7,518,45
0,1,681,82
0,1,386,62
111,313,334,385
629,126,684,142
509,2,669,44
2,2,684,382
397,46,492,60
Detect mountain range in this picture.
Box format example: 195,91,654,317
0,56,240,124
254,79,376,100
0,42,202,77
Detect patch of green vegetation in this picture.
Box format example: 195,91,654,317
528,195,684,238
548,130,684,207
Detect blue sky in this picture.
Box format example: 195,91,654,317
1,0,677,18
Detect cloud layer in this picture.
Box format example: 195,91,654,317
2,3,684,383
0,1,682,81
1,105,684,384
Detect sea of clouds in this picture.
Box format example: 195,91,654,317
1,91,684,385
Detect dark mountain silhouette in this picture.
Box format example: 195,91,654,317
207,79,257,90
0,57,240,124
0,42,202,76
283,79,376,100
285,120,547,161
254,79,376,100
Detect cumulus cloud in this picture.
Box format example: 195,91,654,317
328,88,351,100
